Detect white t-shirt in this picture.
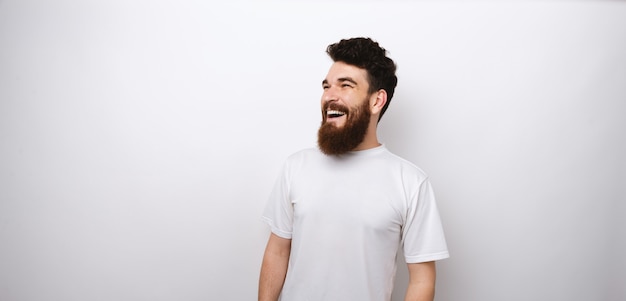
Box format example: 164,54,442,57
262,145,449,301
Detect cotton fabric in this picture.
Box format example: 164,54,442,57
263,145,449,301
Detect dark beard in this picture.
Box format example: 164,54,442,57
317,100,371,155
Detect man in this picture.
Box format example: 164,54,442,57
259,37,449,301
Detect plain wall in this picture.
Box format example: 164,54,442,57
1,1,624,300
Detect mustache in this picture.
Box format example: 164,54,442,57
323,102,350,113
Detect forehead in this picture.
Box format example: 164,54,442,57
325,61,369,84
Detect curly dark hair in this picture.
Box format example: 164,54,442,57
326,37,398,121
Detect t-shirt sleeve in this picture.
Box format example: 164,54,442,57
402,178,450,263
261,162,294,239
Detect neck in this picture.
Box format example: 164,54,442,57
353,120,381,151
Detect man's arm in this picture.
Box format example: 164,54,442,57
404,261,437,301
259,233,291,301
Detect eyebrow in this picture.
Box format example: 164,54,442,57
322,77,358,86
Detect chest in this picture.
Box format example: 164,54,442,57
289,162,408,235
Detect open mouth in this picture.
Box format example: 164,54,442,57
326,110,346,119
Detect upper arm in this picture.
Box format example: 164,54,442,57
259,233,292,301
407,261,436,285
404,261,437,301
264,233,292,258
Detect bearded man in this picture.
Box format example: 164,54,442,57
259,37,449,301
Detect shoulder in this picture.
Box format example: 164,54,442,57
380,148,429,182
281,147,326,170
286,147,323,162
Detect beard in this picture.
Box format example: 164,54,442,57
317,99,371,155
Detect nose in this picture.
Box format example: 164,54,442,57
322,86,338,105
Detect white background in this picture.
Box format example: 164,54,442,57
1,1,624,300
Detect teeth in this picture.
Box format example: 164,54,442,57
327,110,345,116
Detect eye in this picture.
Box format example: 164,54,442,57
341,83,353,88
322,85,329,90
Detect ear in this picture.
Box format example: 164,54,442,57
370,89,387,116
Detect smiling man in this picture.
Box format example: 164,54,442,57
259,37,449,301
318,61,375,155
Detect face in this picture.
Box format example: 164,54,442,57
317,62,374,155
